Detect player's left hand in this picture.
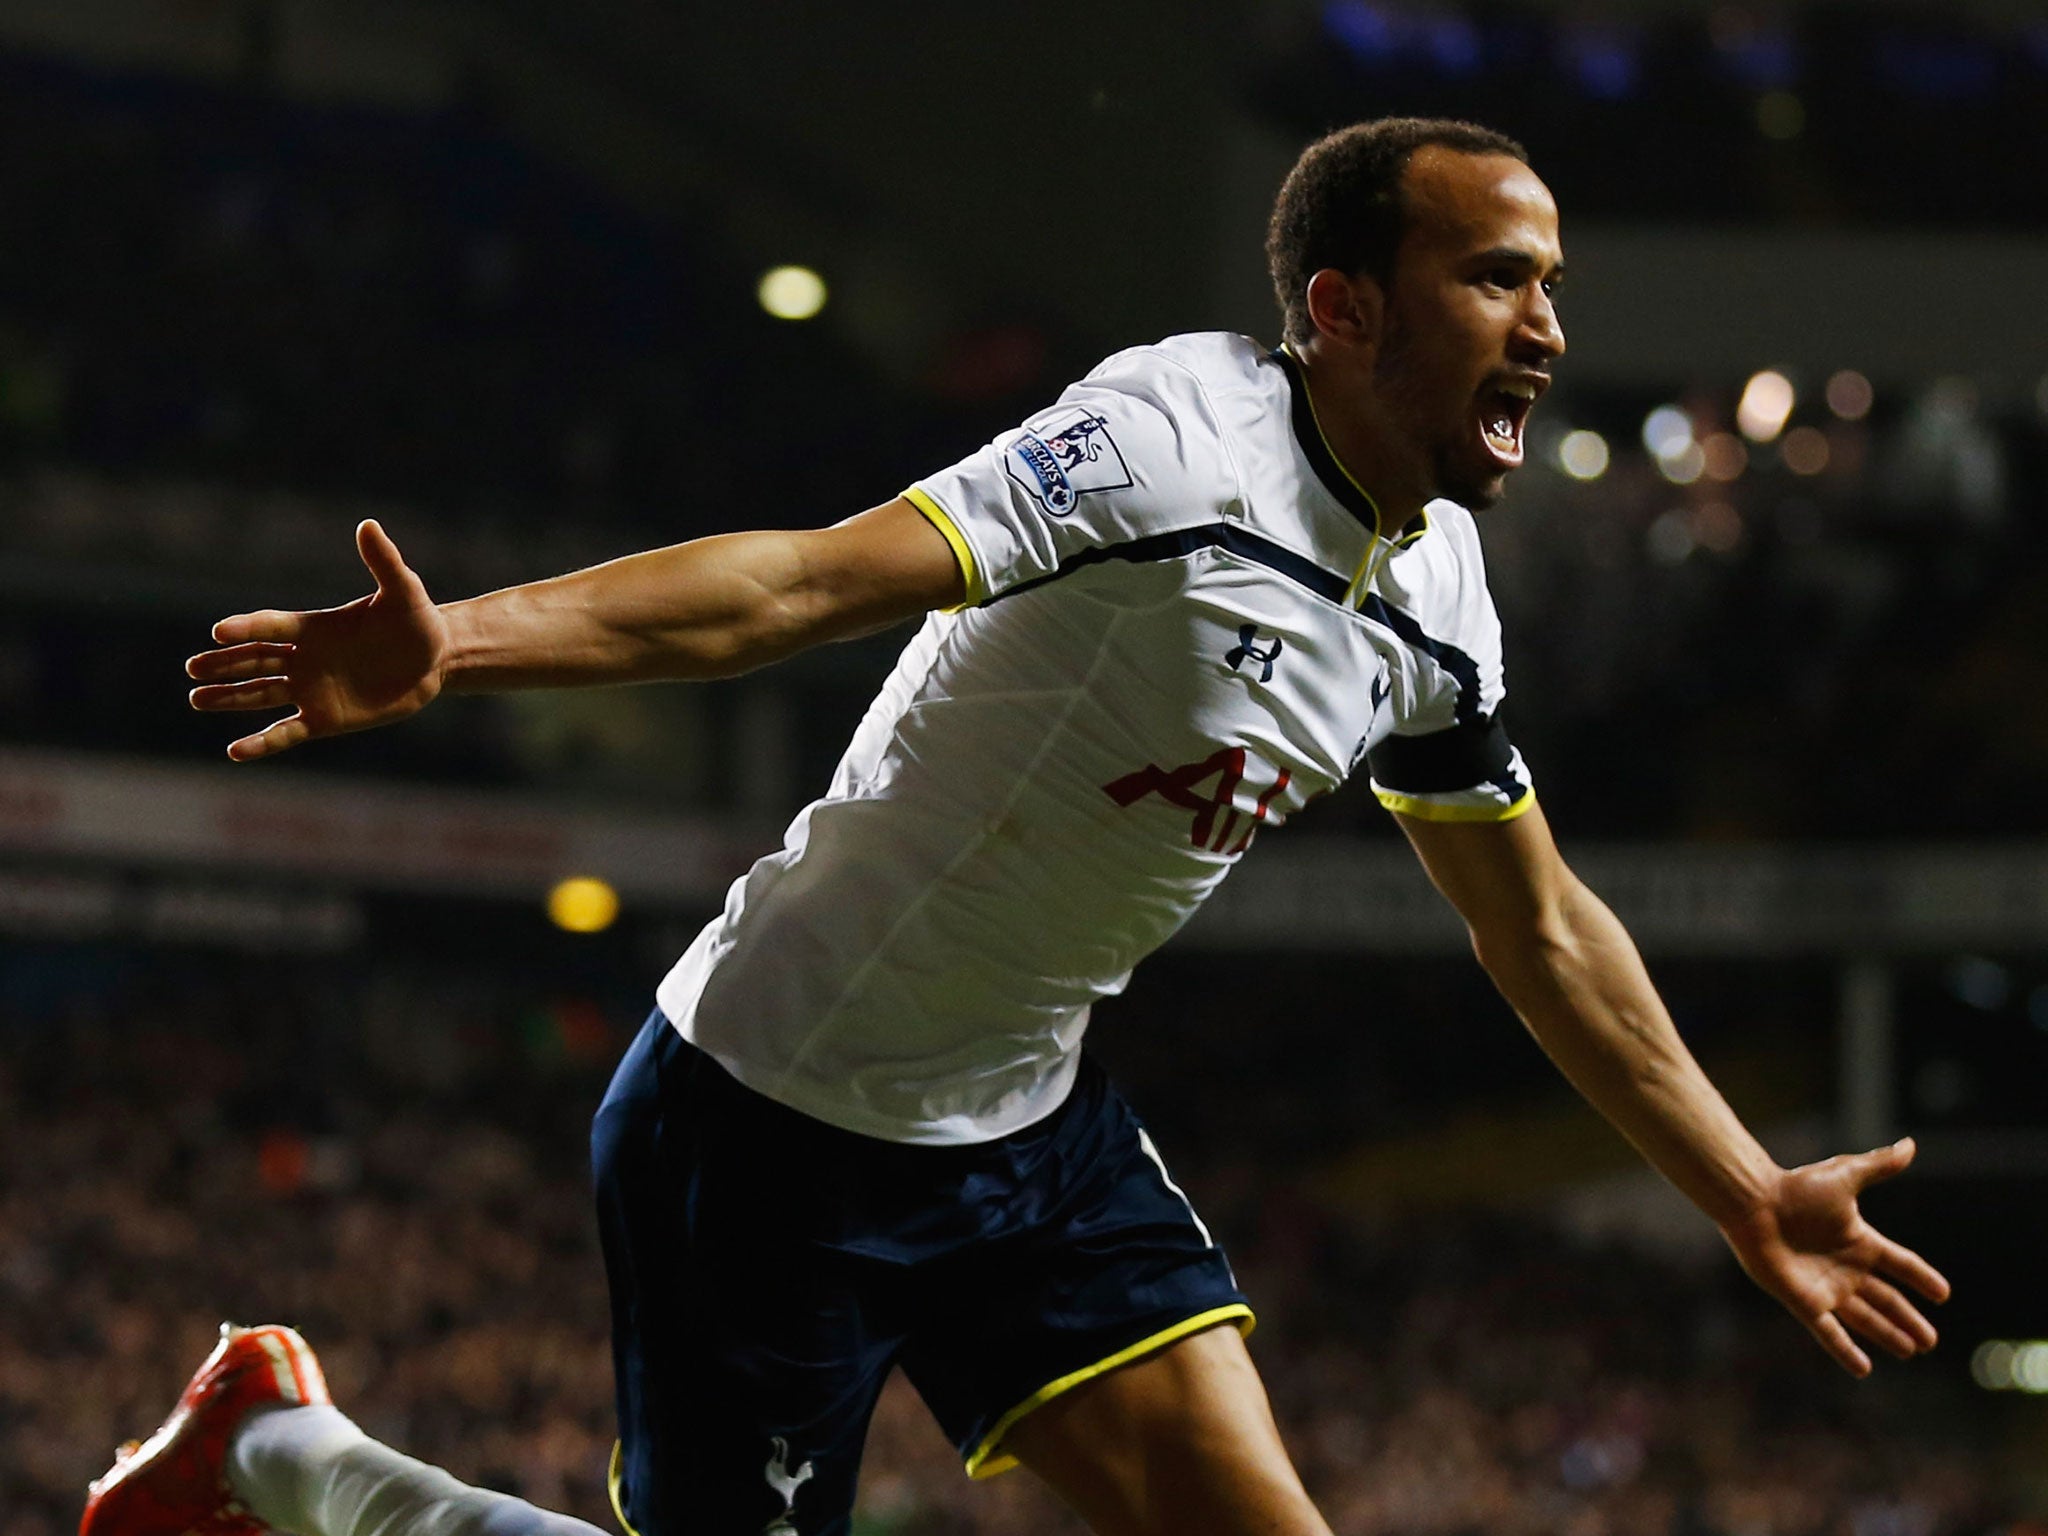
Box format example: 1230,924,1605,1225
1717,1137,1950,1377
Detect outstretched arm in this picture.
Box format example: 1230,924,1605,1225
1397,803,1951,1377
188,497,964,760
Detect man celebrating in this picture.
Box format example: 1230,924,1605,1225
90,118,1947,1536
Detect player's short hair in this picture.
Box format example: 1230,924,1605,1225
1266,117,1529,348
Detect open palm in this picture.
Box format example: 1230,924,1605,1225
187,521,449,761
1720,1137,1950,1377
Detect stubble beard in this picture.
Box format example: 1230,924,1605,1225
1374,318,1506,512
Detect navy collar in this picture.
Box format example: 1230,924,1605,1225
1272,346,1428,546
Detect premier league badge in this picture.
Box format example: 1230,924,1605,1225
1005,406,1133,516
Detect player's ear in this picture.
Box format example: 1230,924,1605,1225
1304,268,1384,353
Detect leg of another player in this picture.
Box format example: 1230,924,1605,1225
230,1406,608,1536
1002,1323,1332,1536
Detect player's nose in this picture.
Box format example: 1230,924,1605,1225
1517,290,1565,361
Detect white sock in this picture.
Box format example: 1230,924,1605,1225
227,1405,609,1536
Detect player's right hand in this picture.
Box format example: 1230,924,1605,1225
186,520,449,761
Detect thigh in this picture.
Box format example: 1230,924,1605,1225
591,1016,902,1536
898,1069,1252,1481
1004,1323,1330,1536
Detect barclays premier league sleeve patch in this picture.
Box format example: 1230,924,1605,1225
1003,407,1133,516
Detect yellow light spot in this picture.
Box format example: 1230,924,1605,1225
548,877,619,934
757,265,828,321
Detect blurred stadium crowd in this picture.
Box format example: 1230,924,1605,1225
1252,3,2048,227
0,962,2025,1536
4,6,2047,1535
0,32,2044,837
0,48,925,523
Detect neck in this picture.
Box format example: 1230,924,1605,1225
1290,337,1430,530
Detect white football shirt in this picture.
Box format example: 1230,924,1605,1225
656,333,1533,1144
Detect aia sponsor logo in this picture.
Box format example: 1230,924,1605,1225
1103,747,1291,854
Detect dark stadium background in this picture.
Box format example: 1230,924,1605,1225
3,2,2047,1532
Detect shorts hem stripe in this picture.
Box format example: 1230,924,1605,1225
962,1303,1256,1480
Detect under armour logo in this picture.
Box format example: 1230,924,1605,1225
1224,624,1284,683
761,1437,814,1536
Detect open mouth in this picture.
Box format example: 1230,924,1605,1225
1478,378,1543,468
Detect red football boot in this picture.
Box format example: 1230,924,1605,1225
81,1323,331,1536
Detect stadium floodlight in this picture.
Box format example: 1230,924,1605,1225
1556,429,1610,480
1780,426,1831,476
1825,370,1874,421
1641,404,1693,460
1736,369,1796,442
2016,1343,2048,1394
1973,1340,2016,1390
1968,1340,2048,1393
1654,441,1705,485
1700,432,1748,482
757,265,828,321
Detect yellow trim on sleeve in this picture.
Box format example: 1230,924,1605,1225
607,1442,643,1536
1374,785,1537,824
903,484,985,610
963,1304,1256,1480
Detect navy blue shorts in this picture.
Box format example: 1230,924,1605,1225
591,1010,1250,1536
